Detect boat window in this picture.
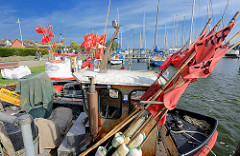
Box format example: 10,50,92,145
129,90,146,113
98,88,122,119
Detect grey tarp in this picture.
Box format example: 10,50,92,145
16,72,55,118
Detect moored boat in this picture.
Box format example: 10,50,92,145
110,54,123,65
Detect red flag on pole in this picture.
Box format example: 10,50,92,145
195,23,234,64
43,27,49,34
184,45,229,79
41,35,52,43
49,32,54,38
48,24,53,30
35,26,43,34
83,33,94,40
163,80,191,110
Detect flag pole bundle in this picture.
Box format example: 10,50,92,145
80,12,240,156
34,24,55,58
80,33,106,69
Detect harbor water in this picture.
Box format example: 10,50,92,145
108,58,240,155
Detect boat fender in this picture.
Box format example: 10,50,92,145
125,137,131,144
128,147,142,156
129,133,145,148
95,146,107,156
126,117,145,137
112,143,130,156
112,132,125,148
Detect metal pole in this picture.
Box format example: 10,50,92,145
17,18,24,48
0,112,36,156
18,114,36,156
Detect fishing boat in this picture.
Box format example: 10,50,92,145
0,12,239,156
110,54,123,65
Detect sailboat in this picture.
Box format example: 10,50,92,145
150,0,166,67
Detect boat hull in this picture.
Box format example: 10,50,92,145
110,60,123,65
150,60,165,66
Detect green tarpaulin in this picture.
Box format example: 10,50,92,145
16,72,55,118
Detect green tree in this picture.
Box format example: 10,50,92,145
70,39,79,50
80,45,86,52
105,40,121,51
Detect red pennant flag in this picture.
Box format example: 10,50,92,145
53,42,57,48
43,27,49,34
41,35,52,43
163,80,191,110
48,24,53,30
35,26,43,34
172,24,209,69
49,32,54,38
81,59,94,69
184,45,228,79
83,33,94,41
195,23,234,64
95,34,106,45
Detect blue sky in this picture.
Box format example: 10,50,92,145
0,0,239,49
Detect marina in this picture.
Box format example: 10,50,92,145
0,0,240,156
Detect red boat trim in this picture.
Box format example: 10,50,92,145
194,130,218,156
53,53,80,57
50,77,75,81
54,85,64,92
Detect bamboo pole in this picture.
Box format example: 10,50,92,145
79,107,141,156
138,109,168,149
127,107,165,147
227,31,240,45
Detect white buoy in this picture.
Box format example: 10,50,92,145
112,143,130,156
125,137,130,144
128,148,142,156
112,132,125,148
129,133,145,148
126,117,145,137
95,146,107,156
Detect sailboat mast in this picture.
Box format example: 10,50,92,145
172,18,175,49
164,24,166,50
121,28,122,50
143,11,145,52
189,0,195,45
117,7,120,51
175,15,178,48
154,0,160,48
182,16,186,46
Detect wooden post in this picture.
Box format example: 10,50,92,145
100,25,121,73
